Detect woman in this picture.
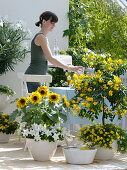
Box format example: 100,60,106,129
25,11,83,92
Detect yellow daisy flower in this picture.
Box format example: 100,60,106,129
37,86,49,97
29,92,42,104
48,93,60,103
16,97,28,108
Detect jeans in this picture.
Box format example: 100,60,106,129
27,82,41,93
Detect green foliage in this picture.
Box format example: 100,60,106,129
0,112,19,134
48,67,69,87
0,85,15,96
78,123,127,154
0,18,30,75
64,0,127,59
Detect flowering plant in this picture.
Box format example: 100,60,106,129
0,17,30,75
78,123,127,154
10,86,68,142
0,112,19,134
64,49,127,124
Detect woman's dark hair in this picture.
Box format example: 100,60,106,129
35,11,58,27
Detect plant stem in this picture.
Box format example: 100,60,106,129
102,96,105,125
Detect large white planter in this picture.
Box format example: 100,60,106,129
63,146,97,164
0,94,10,111
95,141,117,160
27,139,58,161
0,132,10,143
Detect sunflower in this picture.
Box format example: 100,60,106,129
29,92,42,104
37,86,49,97
16,97,28,108
48,93,60,103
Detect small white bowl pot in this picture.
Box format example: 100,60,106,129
63,146,97,164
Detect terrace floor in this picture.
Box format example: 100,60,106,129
0,135,127,170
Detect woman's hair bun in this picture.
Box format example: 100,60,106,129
35,21,40,27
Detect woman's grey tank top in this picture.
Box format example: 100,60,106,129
25,33,48,75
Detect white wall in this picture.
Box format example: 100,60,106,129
0,0,69,113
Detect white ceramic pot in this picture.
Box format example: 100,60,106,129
63,146,97,164
27,139,58,161
0,94,10,111
95,141,117,160
0,132,10,143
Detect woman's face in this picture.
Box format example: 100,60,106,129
42,19,56,32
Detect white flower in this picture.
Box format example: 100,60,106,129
22,129,29,136
0,20,3,27
20,122,26,130
29,129,36,136
67,76,71,80
45,130,52,136
14,22,22,30
34,135,41,141
6,39,10,43
52,133,59,140
65,72,69,76
60,80,64,83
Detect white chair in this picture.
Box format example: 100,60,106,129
17,73,52,149
17,73,52,97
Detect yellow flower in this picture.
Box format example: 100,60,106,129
29,92,42,104
93,102,98,105
113,84,119,90
109,90,113,96
88,54,94,59
117,59,123,64
114,111,118,115
103,84,108,90
87,88,92,92
113,76,121,83
107,66,114,72
107,81,113,86
120,113,125,116
86,102,90,107
86,97,93,102
48,93,60,103
80,93,84,97
82,57,86,62
16,97,28,108
99,79,103,83
89,62,93,66
37,86,49,97
73,74,78,79
97,70,103,75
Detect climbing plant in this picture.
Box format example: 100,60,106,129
64,0,127,59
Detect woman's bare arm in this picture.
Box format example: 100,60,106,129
35,34,83,72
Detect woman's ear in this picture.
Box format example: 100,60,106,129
42,19,46,24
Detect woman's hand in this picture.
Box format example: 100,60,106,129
68,65,84,73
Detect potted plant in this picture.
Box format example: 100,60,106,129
0,17,30,75
0,85,15,111
63,48,127,160
10,86,68,161
0,17,30,111
78,123,127,160
0,112,19,143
